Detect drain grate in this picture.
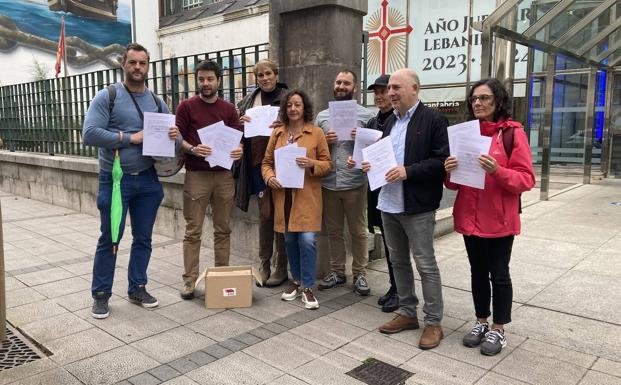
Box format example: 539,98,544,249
346,358,413,385
0,327,42,371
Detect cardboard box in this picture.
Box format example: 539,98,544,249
195,265,262,309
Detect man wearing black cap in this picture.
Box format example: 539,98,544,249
366,74,399,312
367,74,393,131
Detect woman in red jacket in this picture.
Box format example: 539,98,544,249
444,78,535,356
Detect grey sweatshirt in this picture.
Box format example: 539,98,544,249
83,82,175,174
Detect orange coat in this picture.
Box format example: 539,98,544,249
262,123,332,233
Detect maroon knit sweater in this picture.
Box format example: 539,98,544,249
176,95,241,171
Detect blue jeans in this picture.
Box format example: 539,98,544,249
91,166,164,297
381,210,443,326
284,232,317,289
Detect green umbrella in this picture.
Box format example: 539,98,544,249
111,149,123,254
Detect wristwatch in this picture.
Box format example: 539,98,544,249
189,146,196,155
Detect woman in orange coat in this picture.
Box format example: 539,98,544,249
262,89,332,309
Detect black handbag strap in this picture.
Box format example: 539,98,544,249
122,84,163,122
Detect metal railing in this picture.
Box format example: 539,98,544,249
0,201,5,341
0,43,269,157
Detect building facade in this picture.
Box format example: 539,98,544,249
1,0,619,179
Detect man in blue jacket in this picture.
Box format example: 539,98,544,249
83,43,181,319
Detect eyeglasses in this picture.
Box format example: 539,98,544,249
468,94,494,104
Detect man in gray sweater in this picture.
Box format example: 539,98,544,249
83,43,181,319
315,70,374,296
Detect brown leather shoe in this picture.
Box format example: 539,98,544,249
379,315,420,334
419,325,444,349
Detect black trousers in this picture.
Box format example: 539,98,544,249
463,235,514,325
368,187,395,289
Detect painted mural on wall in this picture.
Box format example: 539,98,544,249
0,0,131,71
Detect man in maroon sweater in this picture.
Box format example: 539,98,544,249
176,60,243,300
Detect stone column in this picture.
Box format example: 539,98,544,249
269,0,368,279
269,0,368,112
0,201,5,341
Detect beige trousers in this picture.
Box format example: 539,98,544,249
321,183,368,277
182,170,235,282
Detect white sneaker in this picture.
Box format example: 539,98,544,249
281,282,301,301
301,288,319,310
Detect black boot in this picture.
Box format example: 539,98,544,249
381,292,399,313
378,287,396,306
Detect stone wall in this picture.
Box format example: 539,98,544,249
0,151,260,257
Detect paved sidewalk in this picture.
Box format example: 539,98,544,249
1,179,621,385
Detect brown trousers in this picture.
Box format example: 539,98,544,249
182,170,234,282
320,183,369,277
257,188,287,268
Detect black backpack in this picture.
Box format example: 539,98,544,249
501,126,522,214
107,84,184,177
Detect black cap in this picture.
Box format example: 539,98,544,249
367,74,390,90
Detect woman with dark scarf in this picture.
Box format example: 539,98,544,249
235,59,289,286
444,78,535,356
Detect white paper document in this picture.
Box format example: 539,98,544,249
447,120,480,155
328,100,357,140
244,106,280,137
362,137,397,191
197,121,243,170
274,144,307,189
142,112,176,157
352,127,383,169
447,120,492,189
